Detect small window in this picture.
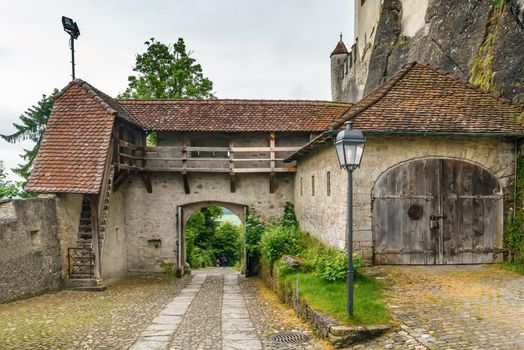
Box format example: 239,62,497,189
311,175,315,196
327,171,331,197
300,177,303,196
361,0,367,5
147,239,162,249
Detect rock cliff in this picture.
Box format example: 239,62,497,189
365,0,524,103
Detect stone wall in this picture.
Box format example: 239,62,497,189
123,171,294,273
101,190,128,279
294,136,515,262
0,198,63,303
55,193,82,277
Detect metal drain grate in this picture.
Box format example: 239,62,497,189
269,331,310,344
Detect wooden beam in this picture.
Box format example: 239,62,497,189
269,173,276,193
182,173,190,194
89,194,101,280
113,171,131,192
269,132,276,193
230,173,237,193
143,167,297,173
142,172,152,193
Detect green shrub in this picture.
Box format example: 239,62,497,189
312,249,363,282
246,208,265,257
281,201,299,228
260,225,303,263
277,260,298,276
159,261,177,277
188,246,215,269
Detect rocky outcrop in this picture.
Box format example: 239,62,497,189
364,0,524,102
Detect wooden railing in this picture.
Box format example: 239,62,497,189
117,140,299,174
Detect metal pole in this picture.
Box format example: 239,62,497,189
295,274,299,317
70,35,76,80
347,169,354,316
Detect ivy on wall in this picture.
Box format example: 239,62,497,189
505,153,524,264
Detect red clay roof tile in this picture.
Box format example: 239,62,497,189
118,99,352,133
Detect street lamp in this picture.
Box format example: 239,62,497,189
334,120,366,316
62,16,80,80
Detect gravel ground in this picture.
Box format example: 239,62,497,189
0,274,191,350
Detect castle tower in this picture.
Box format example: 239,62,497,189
330,35,349,102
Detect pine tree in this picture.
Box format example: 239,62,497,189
1,91,56,181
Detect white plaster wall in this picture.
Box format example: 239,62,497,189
294,136,515,263
101,190,127,279
124,172,294,273
400,0,429,37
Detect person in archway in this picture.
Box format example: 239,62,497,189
220,255,227,267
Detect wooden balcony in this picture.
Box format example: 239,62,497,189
117,141,299,174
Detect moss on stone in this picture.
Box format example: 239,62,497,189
469,1,505,92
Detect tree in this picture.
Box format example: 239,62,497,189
213,222,242,266
0,161,22,200
120,38,215,100
1,92,55,181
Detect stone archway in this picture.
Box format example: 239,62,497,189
372,157,504,265
177,201,248,274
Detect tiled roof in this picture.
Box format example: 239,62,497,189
330,40,349,56
118,99,352,132
26,81,116,193
287,62,524,161
328,62,524,133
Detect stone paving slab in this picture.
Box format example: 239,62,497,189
222,274,263,350
130,274,206,350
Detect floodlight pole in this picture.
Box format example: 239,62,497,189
347,168,354,316
69,35,76,80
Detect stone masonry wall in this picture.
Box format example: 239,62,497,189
294,136,515,263
101,190,128,279
123,171,294,273
0,198,63,303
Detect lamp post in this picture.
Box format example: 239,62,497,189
61,16,80,80
334,120,366,316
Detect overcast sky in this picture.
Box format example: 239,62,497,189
0,0,354,181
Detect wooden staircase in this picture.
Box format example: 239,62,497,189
68,165,115,280
99,164,115,241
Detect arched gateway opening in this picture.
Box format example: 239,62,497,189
372,158,504,265
177,201,248,274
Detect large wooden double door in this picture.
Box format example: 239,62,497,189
373,158,503,265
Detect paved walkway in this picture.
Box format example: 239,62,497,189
350,265,524,350
129,268,322,350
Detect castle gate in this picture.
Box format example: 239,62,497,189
372,158,504,265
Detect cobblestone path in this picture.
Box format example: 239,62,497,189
0,274,192,350
349,265,524,350
130,268,324,350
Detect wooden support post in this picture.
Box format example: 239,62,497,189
181,135,190,194
229,138,236,193
89,194,101,280
113,172,130,192
142,172,152,193
269,132,276,193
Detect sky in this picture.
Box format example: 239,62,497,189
0,0,354,181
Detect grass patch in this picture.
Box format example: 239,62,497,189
281,272,390,326
498,262,524,275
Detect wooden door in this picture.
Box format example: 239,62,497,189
373,159,503,265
